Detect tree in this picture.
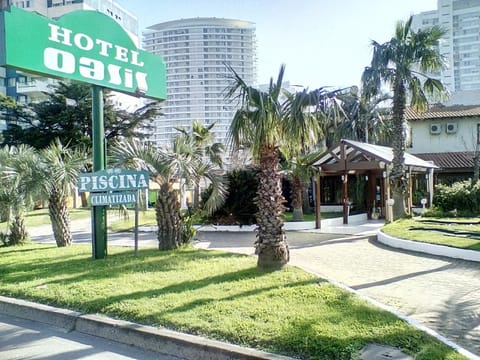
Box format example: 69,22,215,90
281,151,321,221
362,16,447,220
2,82,161,149
226,65,324,269
334,88,392,145
39,140,86,247
110,138,226,250
175,120,225,208
0,145,43,245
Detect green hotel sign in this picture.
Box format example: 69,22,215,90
0,7,166,100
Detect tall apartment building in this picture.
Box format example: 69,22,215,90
412,0,480,92
143,18,257,151
5,0,138,105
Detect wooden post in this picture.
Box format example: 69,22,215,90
315,174,321,229
343,172,348,224
408,167,413,214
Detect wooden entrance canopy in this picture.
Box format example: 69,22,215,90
311,139,438,226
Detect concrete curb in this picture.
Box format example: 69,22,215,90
377,230,480,262
0,295,292,360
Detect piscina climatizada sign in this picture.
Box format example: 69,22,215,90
78,169,149,193
0,7,166,100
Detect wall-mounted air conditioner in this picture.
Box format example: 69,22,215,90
430,123,441,135
446,122,458,134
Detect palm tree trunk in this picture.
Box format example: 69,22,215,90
391,79,408,220
255,146,289,269
9,215,28,245
156,183,182,250
48,189,73,247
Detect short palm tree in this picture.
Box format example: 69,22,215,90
282,151,321,221
226,65,323,269
39,139,85,247
0,145,42,245
362,16,447,220
175,120,225,208
110,138,226,250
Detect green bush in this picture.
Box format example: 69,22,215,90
433,180,480,216
203,167,259,225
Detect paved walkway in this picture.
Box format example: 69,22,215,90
195,230,480,357
31,218,480,357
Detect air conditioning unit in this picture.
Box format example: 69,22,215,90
430,123,441,135
446,122,458,134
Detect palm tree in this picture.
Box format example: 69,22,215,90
39,139,85,247
110,138,226,250
362,16,447,220
175,120,225,208
282,151,321,221
0,145,42,245
334,88,392,145
226,65,323,269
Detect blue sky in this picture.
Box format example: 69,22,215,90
116,0,438,89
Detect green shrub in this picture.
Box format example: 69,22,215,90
433,180,480,216
203,167,259,225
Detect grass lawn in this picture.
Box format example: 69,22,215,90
382,217,480,251
0,208,92,230
0,244,465,360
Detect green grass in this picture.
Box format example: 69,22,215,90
0,208,92,230
284,211,342,222
382,217,480,251
108,209,157,232
0,244,466,360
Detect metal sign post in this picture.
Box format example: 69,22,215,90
91,85,107,259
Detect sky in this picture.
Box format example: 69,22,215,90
115,0,438,90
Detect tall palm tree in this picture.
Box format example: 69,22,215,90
334,88,392,145
110,138,226,250
226,65,323,269
0,145,42,245
39,140,85,247
362,16,447,220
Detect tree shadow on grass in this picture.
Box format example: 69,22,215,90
270,302,462,360
78,265,290,312
0,244,57,255
409,226,480,240
0,247,251,287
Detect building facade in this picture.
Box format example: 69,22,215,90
406,104,480,183
143,18,257,151
412,0,480,92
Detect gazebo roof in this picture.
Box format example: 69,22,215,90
313,139,437,174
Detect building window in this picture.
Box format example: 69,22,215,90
477,124,480,144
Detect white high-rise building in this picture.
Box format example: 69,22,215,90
143,18,257,151
412,0,480,92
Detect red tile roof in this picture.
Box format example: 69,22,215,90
414,152,475,170
405,104,480,121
